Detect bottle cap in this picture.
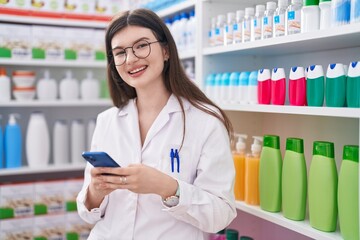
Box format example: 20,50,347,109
347,61,360,77
304,0,319,6
236,10,245,20
255,4,266,14
229,72,240,86
234,133,248,151
258,69,271,82
245,7,255,16
306,65,324,79
239,71,250,86
263,135,280,149
251,136,263,154
286,138,304,153
266,1,277,10
343,145,359,163
249,71,258,86
313,141,334,158
226,229,239,240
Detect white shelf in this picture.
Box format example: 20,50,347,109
0,59,107,68
156,0,196,18
219,104,360,118
0,99,112,107
0,164,85,176
203,23,360,56
236,201,342,240
0,14,108,28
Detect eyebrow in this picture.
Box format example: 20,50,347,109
112,37,152,50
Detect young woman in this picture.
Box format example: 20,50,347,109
77,8,236,240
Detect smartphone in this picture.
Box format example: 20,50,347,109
82,151,120,168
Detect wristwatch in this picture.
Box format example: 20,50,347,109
163,184,180,207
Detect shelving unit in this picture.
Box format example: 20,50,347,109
0,59,106,68
0,99,112,107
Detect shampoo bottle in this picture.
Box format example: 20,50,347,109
271,68,286,105
233,133,248,201
308,141,338,232
282,137,307,221
244,136,263,205
4,114,22,168
80,71,100,100
289,66,306,106
338,145,359,240
248,71,258,104
326,63,347,107
306,64,325,106
259,135,282,212
36,70,57,100
346,61,360,107
257,68,272,104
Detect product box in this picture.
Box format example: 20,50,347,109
0,24,32,59
34,214,66,240
94,29,106,61
34,180,65,215
30,0,64,17
0,0,31,15
63,0,95,16
64,28,95,61
32,25,65,60
0,182,34,219
0,218,33,240
65,179,83,212
66,212,93,240
94,0,127,18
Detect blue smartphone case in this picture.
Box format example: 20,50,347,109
82,151,120,167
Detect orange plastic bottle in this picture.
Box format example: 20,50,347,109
233,134,247,201
245,136,263,205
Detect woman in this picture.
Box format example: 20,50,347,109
77,8,236,240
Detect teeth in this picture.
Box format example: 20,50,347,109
129,66,146,74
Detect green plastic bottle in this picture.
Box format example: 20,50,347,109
346,61,360,108
282,138,307,221
306,65,325,106
338,145,359,240
326,63,347,107
259,135,282,212
308,141,338,232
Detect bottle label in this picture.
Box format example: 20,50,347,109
263,16,273,38
233,23,242,43
253,18,262,40
225,24,234,44
274,14,285,37
215,27,224,46
243,20,251,42
287,10,301,34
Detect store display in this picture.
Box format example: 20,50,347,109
306,64,325,106
326,63,347,107
233,133,247,201
288,66,306,106
346,61,360,107
4,114,22,169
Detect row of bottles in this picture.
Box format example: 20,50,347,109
0,112,96,169
232,133,359,239
205,60,360,108
208,0,360,46
0,68,107,102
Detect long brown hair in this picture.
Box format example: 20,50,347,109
105,8,233,139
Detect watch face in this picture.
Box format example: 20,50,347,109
164,196,179,207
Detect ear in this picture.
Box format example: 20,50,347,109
162,45,169,61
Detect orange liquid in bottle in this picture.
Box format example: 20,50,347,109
245,154,260,205
233,152,245,201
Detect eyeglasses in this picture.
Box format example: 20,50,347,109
111,39,160,66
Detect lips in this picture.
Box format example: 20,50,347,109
128,66,147,75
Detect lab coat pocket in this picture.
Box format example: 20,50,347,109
159,145,193,183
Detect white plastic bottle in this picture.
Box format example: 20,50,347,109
184,60,195,81
87,119,96,151
53,120,69,165
0,68,11,101
302,0,320,33
243,7,255,42
186,10,196,49
319,0,332,29
59,70,79,100
274,0,289,37
332,0,351,26
262,2,277,39
80,71,99,100
215,14,226,46
209,17,217,46
225,12,236,45
233,10,245,44
71,119,85,164
351,0,360,23
26,111,50,168
287,0,303,35
252,5,266,41
177,12,189,51
36,70,58,100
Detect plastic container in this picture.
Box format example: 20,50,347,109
214,73,223,102
245,136,263,205
0,116,3,169
271,68,286,105
26,112,50,168
12,70,36,88
282,138,307,221
319,0,332,29
59,70,79,100
0,68,11,102
37,70,57,100
234,10,245,43
229,72,240,103
13,87,36,101
87,119,96,151
226,229,239,240
225,12,236,45
220,72,231,103
233,133,248,201
351,0,360,23
71,119,85,164
308,141,338,232
215,14,226,46
259,135,282,212
53,120,69,165
338,145,359,240
274,0,289,37
248,71,258,104
4,114,22,168
326,63,347,107
239,71,250,104
287,0,303,35
258,68,272,104
209,17,217,47
306,64,325,106
346,61,360,107
252,5,266,41
243,7,255,42
332,0,351,26
262,1,277,39
80,71,99,100
289,66,306,106
205,73,216,101
302,0,320,33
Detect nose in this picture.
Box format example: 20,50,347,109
125,49,139,65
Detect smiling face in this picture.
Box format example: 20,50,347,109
111,25,169,93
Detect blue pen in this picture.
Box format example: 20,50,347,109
175,149,180,173
170,148,175,172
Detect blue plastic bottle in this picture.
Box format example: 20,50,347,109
4,114,22,168
0,115,3,169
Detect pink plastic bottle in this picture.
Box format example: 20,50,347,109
257,68,271,104
271,68,286,105
289,66,306,106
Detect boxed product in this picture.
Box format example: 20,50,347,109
94,29,106,61
65,179,83,212
63,0,95,16
0,182,34,219
66,212,93,240
64,28,95,61
34,180,65,215
34,214,66,240
0,0,31,12
0,218,33,240
94,0,127,17
30,0,64,14
0,24,31,59
32,25,65,60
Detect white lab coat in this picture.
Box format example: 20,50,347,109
77,94,237,240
